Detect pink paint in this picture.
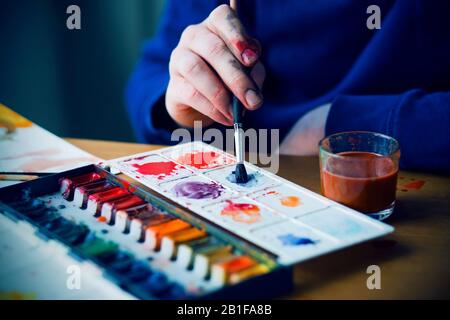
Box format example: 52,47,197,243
235,40,258,64
242,48,257,64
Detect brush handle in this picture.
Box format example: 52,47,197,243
232,95,244,124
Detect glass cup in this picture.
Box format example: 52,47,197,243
319,131,400,220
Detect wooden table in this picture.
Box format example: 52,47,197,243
67,138,450,299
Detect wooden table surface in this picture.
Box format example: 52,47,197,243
67,138,450,299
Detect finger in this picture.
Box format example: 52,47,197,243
170,75,233,126
205,4,260,67
170,47,233,121
250,61,266,90
184,26,263,110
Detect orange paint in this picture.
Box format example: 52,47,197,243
321,152,398,213
97,216,107,223
165,227,206,243
216,256,256,274
146,219,191,249
221,200,261,224
280,196,301,207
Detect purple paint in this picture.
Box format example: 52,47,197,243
172,181,224,200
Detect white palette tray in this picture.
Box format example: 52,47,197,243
108,142,394,265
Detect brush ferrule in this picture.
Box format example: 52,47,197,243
234,124,244,164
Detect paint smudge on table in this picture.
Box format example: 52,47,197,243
402,180,426,190
221,200,261,224
278,233,316,246
398,179,426,192
172,180,224,200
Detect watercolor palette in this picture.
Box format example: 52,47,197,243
0,165,290,299
0,141,394,299
108,141,394,265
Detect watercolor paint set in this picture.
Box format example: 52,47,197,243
0,141,393,299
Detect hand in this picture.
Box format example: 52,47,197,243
278,103,332,156
166,4,265,128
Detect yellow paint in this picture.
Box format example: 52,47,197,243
0,104,33,133
0,291,37,300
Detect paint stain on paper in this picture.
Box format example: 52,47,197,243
278,234,316,246
220,200,261,224
172,181,224,200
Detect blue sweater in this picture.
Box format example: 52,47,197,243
126,0,450,173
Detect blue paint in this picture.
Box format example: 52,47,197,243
226,171,261,187
127,261,152,282
144,272,170,294
110,252,133,272
278,233,317,246
159,283,187,300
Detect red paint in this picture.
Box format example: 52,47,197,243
221,200,260,224
132,161,178,176
235,40,258,52
109,195,145,211
176,151,223,169
60,172,104,199
123,155,149,162
402,180,425,190
321,152,398,213
97,216,107,223
235,40,258,64
88,187,130,202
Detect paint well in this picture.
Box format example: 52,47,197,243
220,200,261,224
172,180,224,199
132,161,178,177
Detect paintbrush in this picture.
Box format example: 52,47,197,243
0,171,54,182
230,0,248,184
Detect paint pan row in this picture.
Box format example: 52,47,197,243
5,191,188,299
59,171,270,288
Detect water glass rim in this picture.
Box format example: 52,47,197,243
319,131,400,158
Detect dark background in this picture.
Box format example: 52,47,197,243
0,0,166,142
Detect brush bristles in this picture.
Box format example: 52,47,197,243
234,163,248,184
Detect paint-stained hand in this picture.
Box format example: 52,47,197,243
166,4,265,127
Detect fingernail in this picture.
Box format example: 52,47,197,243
242,48,258,65
245,89,263,110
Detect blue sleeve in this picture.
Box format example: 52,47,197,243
326,90,450,173
125,0,219,144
